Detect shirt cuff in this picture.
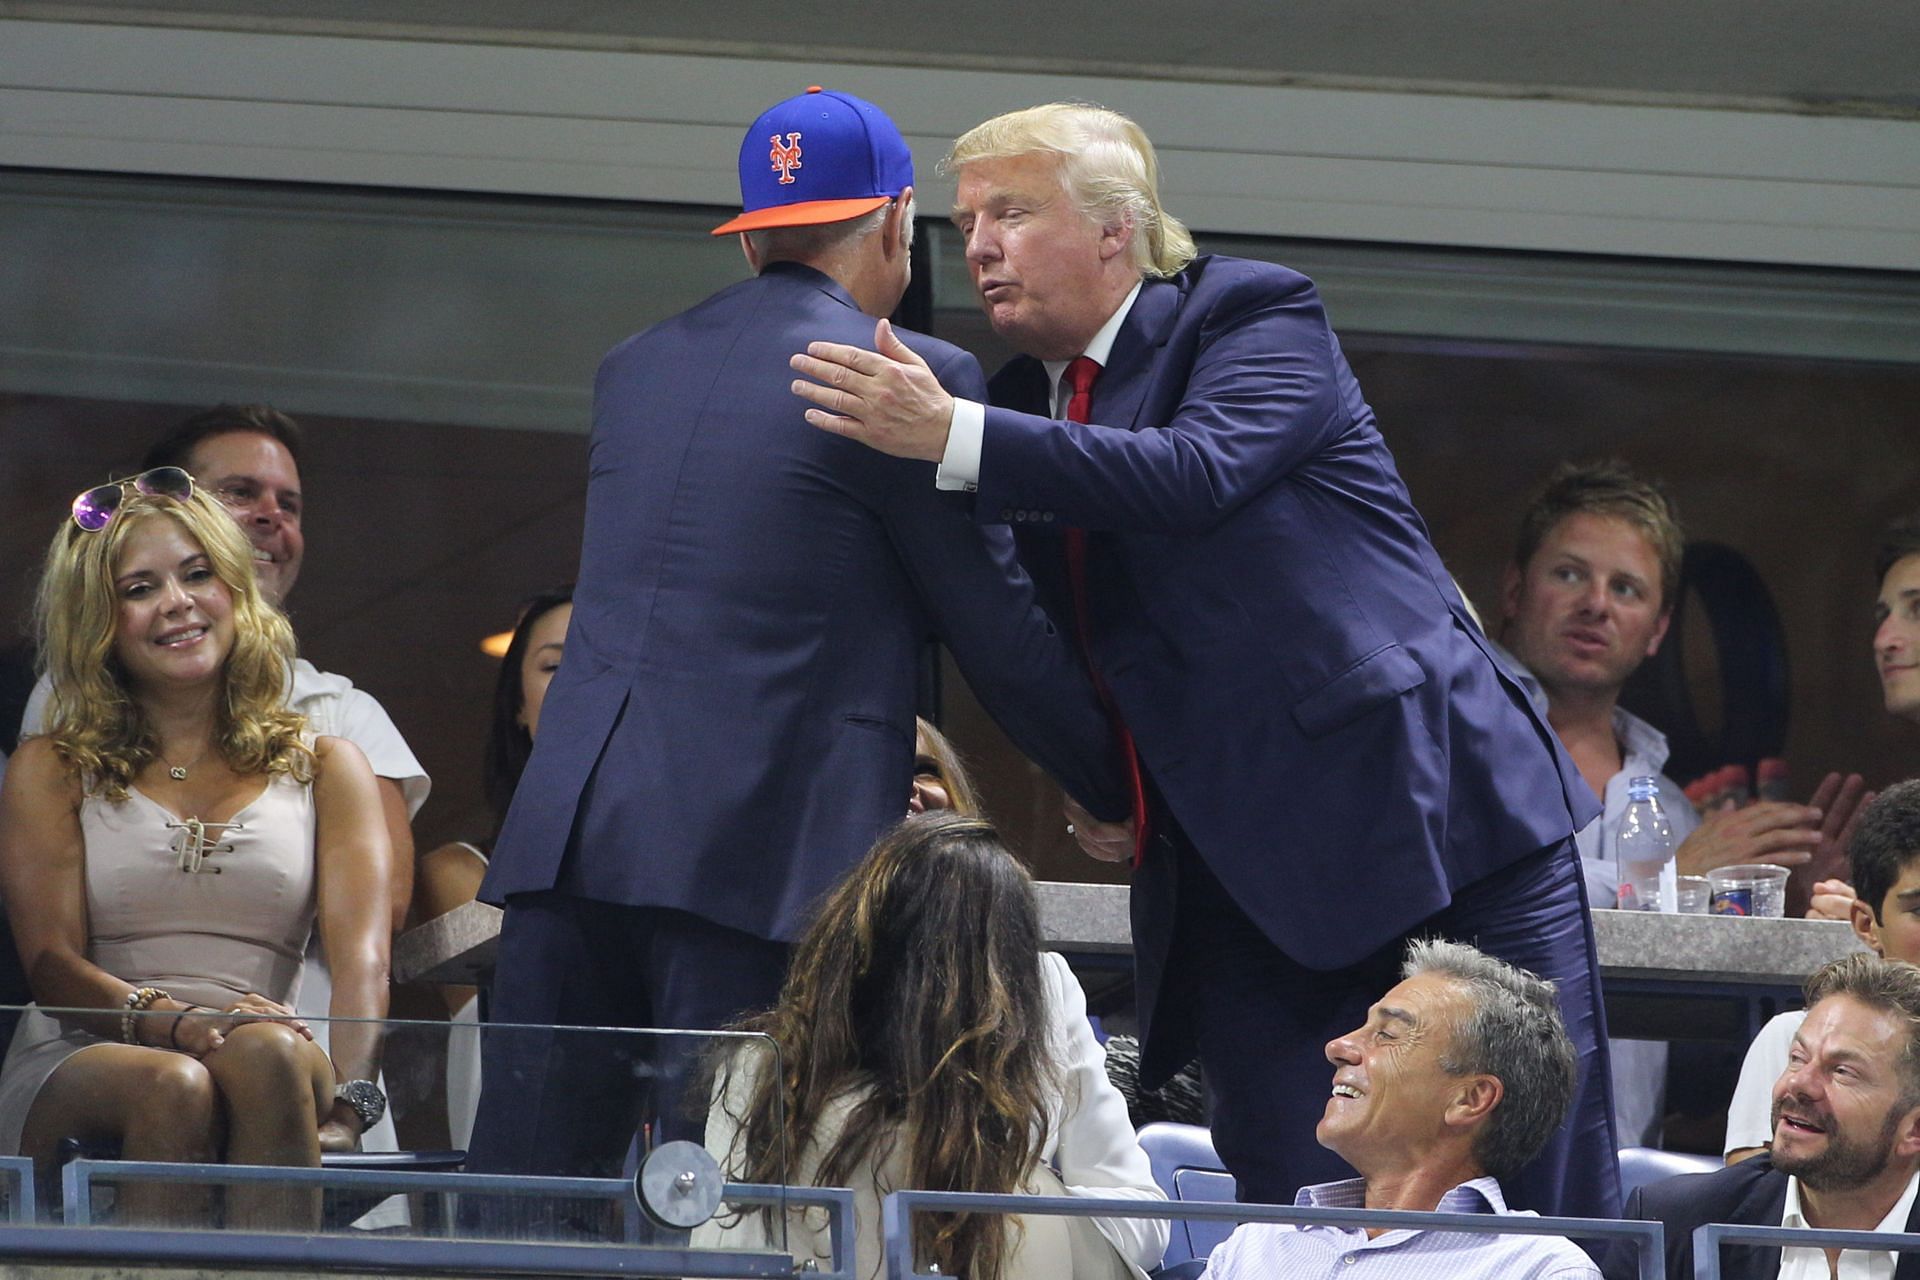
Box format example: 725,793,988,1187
935,398,984,491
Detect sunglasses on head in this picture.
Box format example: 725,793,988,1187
69,467,195,532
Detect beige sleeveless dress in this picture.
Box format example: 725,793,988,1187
0,769,317,1153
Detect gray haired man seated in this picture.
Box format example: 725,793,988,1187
1204,939,1598,1278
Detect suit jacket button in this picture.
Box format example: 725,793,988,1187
1042,512,1055,523
1000,509,1014,520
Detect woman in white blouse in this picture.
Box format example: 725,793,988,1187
699,808,1167,1280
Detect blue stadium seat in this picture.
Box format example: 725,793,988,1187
1617,1145,1719,1200
1136,1121,1240,1274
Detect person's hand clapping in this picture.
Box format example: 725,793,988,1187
1805,878,1859,922
1798,772,1872,886
1673,801,1824,879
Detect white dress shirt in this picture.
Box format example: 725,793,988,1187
936,282,1144,492
1778,1169,1920,1280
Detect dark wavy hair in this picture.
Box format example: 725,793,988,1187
481,584,573,838
1876,514,1920,586
714,812,1057,1280
143,403,306,472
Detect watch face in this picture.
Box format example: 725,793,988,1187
337,1080,386,1127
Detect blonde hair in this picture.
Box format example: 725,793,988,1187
34,486,314,800
943,102,1196,278
914,717,984,817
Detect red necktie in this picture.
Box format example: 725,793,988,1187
1060,356,1151,867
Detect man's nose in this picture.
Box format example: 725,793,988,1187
1779,1060,1822,1102
1879,618,1906,656
964,222,998,263
1325,1031,1359,1066
245,497,285,526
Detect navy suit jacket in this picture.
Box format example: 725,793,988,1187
979,255,1596,972
1601,1155,1920,1280
481,262,1124,943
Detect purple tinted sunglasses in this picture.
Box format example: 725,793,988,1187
70,467,195,532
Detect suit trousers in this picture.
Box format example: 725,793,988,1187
1155,823,1621,1221
463,890,790,1237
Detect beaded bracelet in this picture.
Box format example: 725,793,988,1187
121,986,169,1045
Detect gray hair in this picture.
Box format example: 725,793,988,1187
744,196,915,265
1804,953,1920,1108
1402,938,1576,1180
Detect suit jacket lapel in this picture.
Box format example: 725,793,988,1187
1092,275,1181,429
1721,1169,1789,1280
1898,1181,1920,1280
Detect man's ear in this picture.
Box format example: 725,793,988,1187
1097,216,1135,265
885,186,915,259
1497,563,1524,638
1890,1102,1920,1162
1447,1074,1504,1133
1852,893,1886,955
739,231,762,274
1644,607,1674,659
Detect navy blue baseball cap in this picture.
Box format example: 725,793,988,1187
711,86,914,236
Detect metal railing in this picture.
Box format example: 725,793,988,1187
0,1155,32,1222
1693,1222,1920,1280
879,1190,1665,1280
31,1161,857,1280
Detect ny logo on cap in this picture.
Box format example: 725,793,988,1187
769,132,803,185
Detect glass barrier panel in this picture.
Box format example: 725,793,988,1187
0,1007,798,1274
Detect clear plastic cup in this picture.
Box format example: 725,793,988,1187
1675,875,1711,914
1707,864,1789,918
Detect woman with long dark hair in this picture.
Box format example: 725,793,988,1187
701,811,1165,1279
412,584,574,928
411,583,572,1149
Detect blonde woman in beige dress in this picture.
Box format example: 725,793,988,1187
0,475,391,1227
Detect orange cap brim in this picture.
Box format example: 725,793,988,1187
711,195,893,236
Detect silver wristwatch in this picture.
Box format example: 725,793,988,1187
334,1079,387,1130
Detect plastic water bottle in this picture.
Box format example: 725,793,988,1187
1616,776,1678,912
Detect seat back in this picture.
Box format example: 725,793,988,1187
1136,1121,1240,1269
1617,1145,1720,1200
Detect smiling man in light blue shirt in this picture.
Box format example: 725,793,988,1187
1204,939,1598,1279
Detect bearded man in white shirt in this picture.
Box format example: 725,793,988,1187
1604,953,1920,1280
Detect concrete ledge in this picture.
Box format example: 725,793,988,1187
392,886,1867,987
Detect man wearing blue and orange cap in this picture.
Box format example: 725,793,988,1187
466,89,1124,1186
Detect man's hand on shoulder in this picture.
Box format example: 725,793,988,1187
790,319,956,462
